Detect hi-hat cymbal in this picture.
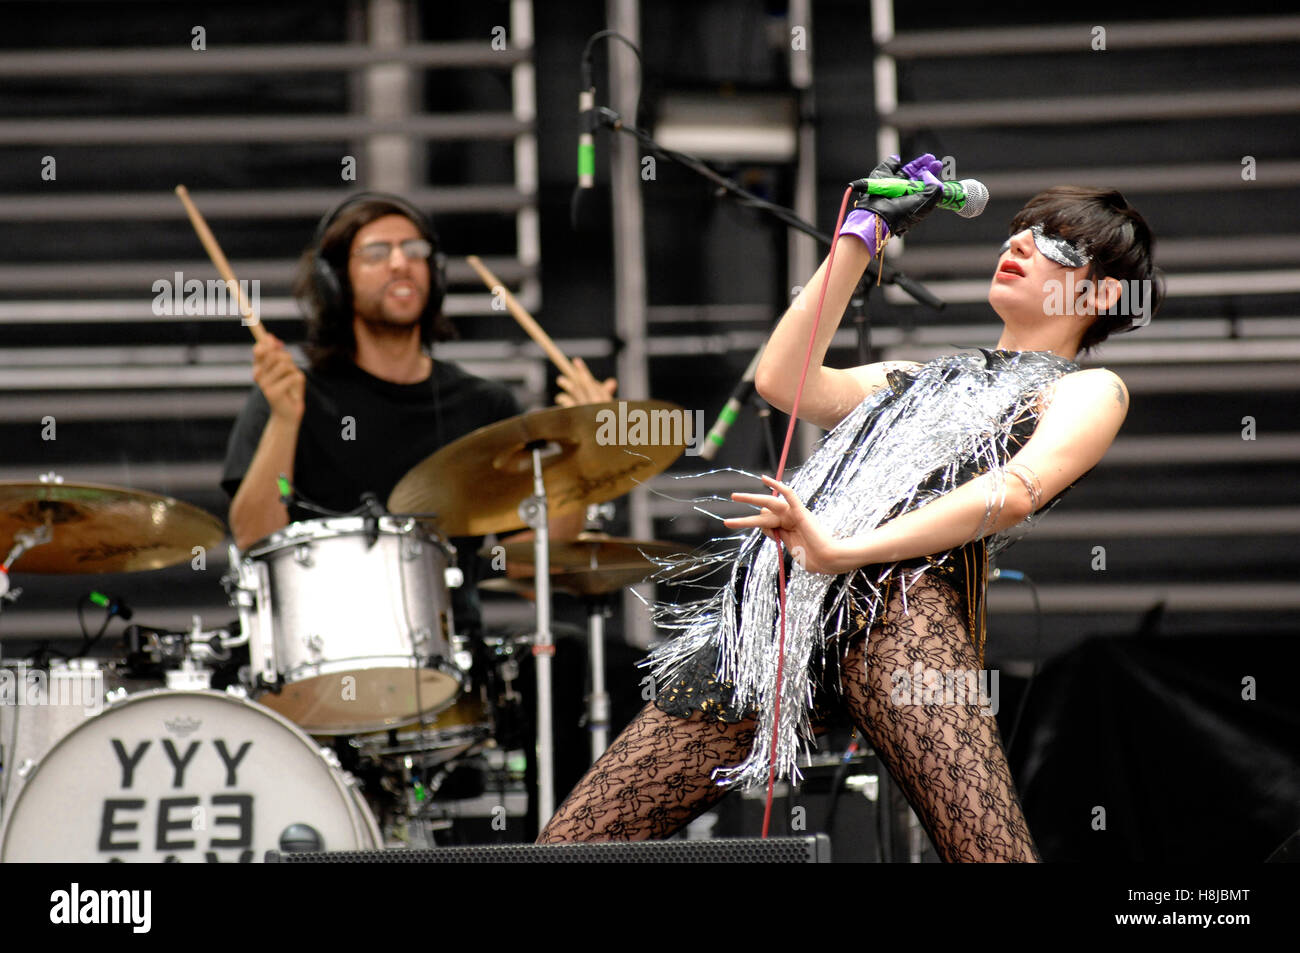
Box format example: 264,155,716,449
482,533,691,572
388,401,689,537
480,565,661,598
0,481,227,573
477,533,692,598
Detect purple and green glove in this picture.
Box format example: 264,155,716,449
839,153,945,256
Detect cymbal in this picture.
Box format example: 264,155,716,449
482,533,691,572
388,401,689,536
480,565,662,598
0,481,227,573
477,533,692,597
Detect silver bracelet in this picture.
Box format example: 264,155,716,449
1005,462,1043,514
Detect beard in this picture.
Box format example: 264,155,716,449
353,283,427,333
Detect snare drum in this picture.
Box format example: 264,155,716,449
352,693,494,769
233,517,464,735
0,689,380,862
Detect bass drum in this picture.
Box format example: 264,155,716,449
0,689,380,862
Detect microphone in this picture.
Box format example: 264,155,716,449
699,346,765,462
848,177,989,219
89,590,133,621
577,56,596,190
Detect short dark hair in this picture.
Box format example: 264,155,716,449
294,199,456,372
1010,186,1163,354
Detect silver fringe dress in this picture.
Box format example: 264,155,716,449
644,348,1081,789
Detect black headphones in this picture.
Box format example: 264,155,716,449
306,191,448,323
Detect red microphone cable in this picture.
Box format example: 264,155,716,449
760,185,859,837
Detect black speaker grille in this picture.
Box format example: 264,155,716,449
265,835,830,863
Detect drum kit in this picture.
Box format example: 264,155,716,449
0,399,692,862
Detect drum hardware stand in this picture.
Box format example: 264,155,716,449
582,502,616,762
395,755,464,848
122,613,243,690
580,592,615,762
518,439,558,824
0,523,51,608
359,492,385,549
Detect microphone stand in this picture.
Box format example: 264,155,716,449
750,390,780,476
590,105,943,463
848,273,876,367
590,105,945,309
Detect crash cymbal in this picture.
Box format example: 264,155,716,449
0,481,227,573
481,533,691,572
388,401,689,536
480,564,665,598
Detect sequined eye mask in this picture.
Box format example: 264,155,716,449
999,225,1092,268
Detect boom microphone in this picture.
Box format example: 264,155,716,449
577,53,596,190
699,346,765,461
848,177,989,219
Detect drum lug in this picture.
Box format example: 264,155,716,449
400,535,424,561
411,627,431,650
293,543,314,567
304,634,324,655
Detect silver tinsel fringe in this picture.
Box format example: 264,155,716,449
643,349,1079,788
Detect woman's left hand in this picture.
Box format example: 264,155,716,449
726,475,849,574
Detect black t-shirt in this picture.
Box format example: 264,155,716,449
220,358,521,632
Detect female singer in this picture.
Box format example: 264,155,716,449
538,155,1161,861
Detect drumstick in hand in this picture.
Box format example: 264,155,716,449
465,254,577,380
174,185,267,342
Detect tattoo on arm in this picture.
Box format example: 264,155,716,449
1111,379,1127,408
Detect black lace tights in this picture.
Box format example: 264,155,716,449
538,577,1039,862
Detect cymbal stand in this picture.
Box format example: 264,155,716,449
519,440,556,823
0,522,52,609
583,503,616,762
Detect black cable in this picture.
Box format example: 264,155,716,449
821,732,857,836
74,593,113,658
1001,571,1045,759
580,30,645,128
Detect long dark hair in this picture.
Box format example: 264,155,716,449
1010,186,1163,354
294,199,456,372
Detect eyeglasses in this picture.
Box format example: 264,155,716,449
352,238,434,264
999,226,1091,268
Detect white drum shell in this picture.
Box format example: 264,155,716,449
1,659,151,817
237,517,463,734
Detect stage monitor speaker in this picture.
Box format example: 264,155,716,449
265,835,830,863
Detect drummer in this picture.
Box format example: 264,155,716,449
220,192,616,635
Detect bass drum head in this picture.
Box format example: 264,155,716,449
0,690,379,863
